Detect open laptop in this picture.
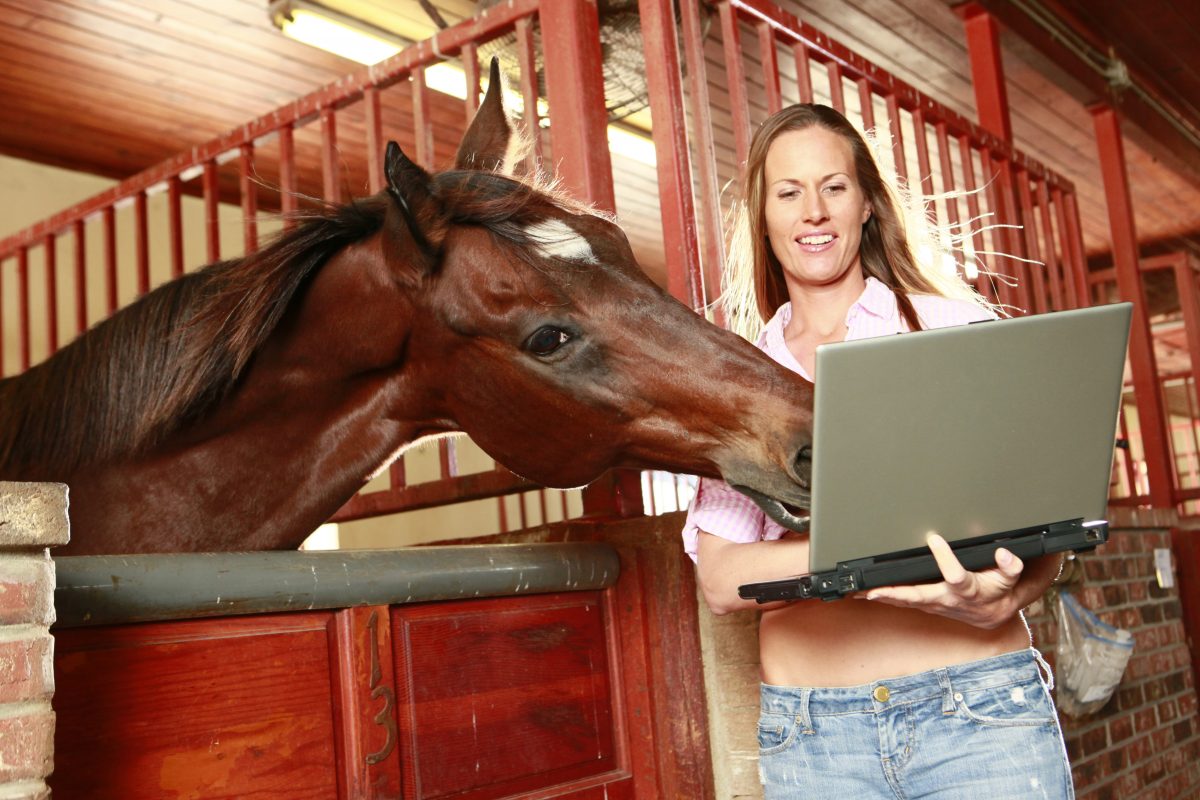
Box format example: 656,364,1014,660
739,302,1133,603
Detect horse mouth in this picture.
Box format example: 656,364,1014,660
730,485,811,533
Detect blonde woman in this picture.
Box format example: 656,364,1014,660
685,104,1073,798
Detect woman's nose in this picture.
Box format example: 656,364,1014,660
803,196,828,223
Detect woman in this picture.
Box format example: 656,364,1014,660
685,104,1073,798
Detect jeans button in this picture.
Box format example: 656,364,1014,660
873,685,890,703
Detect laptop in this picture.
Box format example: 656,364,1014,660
738,302,1133,603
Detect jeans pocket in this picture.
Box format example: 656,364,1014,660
956,678,1057,728
757,711,801,755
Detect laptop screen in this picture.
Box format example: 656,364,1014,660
806,303,1132,573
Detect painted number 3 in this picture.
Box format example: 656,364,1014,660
365,610,398,765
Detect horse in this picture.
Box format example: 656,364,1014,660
0,62,814,555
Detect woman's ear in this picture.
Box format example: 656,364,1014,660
862,203,873,224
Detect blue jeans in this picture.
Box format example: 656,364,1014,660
757,649,1074,799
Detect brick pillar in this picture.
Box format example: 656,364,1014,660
0,482,69,800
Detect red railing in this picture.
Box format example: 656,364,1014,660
0,0,1174,533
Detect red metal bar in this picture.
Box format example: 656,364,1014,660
203,160,220,263
320,108,340,204
979,151,1013,308
167,176,184,278
912,108,936,221
886,94,907,183
103,206,117,315
1064,190,1089,305
514,17,543,166
956,2,1012,142
757,21,782,114
935,122,961,247
541,0,616,212
640,0,707,309
364,87,384,195
17,247,29,371
438,439,454,481
792,43,813,104
857,78,874,130
518,491,529,529
720,1,753,170
462,42,480,122
497,495,509,533
1177,257,1200,429
1051,186,1080,309
279,125,298,224
388,456,406,491
1016,169,1046,314
411,66,434,171
72,220,86,334
1091,103,1172,507
995,161,1030,311
538,489,548,526
239,143,258,255
957,134,993,301
681,0,727,313
1034,178,1064,310
827,62,845,113
42,234,57,354
134,191,149,297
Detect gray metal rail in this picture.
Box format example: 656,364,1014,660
53,542,620,627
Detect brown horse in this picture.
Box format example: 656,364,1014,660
0,64,814,555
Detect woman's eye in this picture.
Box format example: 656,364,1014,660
823,184,846,194
526,326,572,356
777,189,799,200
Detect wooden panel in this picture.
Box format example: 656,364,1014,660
52,613,339,800
392,592,625,799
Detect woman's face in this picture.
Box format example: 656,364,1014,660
762,126,872,293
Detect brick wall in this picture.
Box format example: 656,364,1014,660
0,482,69,800
1026,515,1200,800
697,513,1200,799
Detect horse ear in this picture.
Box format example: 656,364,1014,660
384,140,442,262
454,57,513,173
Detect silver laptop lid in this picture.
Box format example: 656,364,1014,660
807,302,1132,573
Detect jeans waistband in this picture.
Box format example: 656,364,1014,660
760,648,1049,718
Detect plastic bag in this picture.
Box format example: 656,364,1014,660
1055,591,1134,717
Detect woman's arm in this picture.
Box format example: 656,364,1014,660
695,530,811,615
860,534,1063,629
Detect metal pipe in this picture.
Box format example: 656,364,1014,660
54,542,621,628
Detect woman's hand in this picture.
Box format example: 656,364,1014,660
858,534,1060,629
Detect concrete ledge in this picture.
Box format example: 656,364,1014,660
0,484,69,549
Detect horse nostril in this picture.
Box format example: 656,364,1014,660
793,445,813,490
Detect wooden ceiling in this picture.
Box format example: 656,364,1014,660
2,0,1199,292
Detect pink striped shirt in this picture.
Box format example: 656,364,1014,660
682,277,995,561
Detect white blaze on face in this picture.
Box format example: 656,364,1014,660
523,219,598,264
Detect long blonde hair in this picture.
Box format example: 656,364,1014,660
723,103,995,340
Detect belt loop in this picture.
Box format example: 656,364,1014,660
1033,648,1055,692
797,688,815,734
936,668,955,714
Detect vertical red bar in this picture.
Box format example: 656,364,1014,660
388,456,406,491
240,143,258,255
757,21,782,114
792,44,813,104
958,136,993,303
103,205,117,315
681,0,726,315
645,473,657,516
1035,179,1064,310
518,491,528,529
640,0,707,309
134,190,149,296
1175,257,1200,436
935,122,960,241
827,62,845,113
886,94,907,183
515,17,543,166
857,79,875,130
720,1,752,170
956,3,1013,142
979,151,1015,309
497,495,509,533
72,219,86,334
1015,170,1046,314
167,175,184,278
995,160,1030,310
462,42,480,122
279,125,298,225
1051,186,1079,309
1064,190,1090,306
912,108,936,221
411,67,434,171
321,108,341,204
438,439,454,481
42,234,57,354
203,160,220,263
541,0,617,211
365,87,385,194
17,246,29,371
1091,103,1172,507
538,489,548,527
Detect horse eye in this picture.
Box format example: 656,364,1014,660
526,326,572,356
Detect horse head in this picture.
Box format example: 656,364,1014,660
372,60,814,527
